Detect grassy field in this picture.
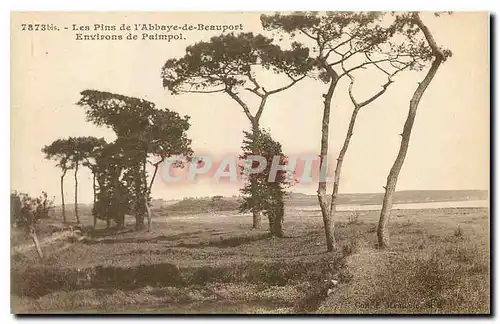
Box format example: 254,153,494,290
11,194,490,314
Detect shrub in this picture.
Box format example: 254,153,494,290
454,226,464,239
341,239,359,258
11,191,54,230
347,211,360,225
11,265,80,297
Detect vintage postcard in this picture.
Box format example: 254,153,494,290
10,12,490,314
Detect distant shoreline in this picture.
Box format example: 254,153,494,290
51,189,488,210
295,199,489,212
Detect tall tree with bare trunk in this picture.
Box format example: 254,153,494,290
78,137,107,227
42,139,75,224
327,60,409,230
261,12,431,251
377,13,452,248
67,136,108,224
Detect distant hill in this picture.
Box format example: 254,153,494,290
155,196,242,216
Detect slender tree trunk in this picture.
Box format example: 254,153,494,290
251,186,262,228
135,212,144,230
378,52,444,248
317,75,339,252
131,162,145,231
134,200,145,230
29,228,43,260
268,213,276,235
148,162,161,194
144,160,163,232
274,222,284,238
251,120,262,229
74,162,80,223
328,68,393,222
60,169,67,224
117,213,125,229
146,198,152,232
273,203,285,238
329,106,361,223
143,160,152,232
92,173,97,228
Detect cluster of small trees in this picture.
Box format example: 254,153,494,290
42,136,106,224
161,12,451,249
42,91,193,231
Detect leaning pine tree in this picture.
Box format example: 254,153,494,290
239,129,292,237
377,13,452,248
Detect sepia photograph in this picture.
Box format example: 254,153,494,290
10,11,490,314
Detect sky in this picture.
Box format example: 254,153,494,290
11,12,489,203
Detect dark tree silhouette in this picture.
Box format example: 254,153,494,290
11,193,21,228
77,90,192,230
161,32,312,229
239,129,292,237
93,141,131,228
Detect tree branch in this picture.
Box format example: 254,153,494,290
244,87,265,98
328,35,373,67
266,75,306,95
298,27,318,41
178,88,225,94
413,13,445,60
338,55,410,79
365,53,392,76
357,79,394,107
244,71,265,98
323,31,358,61
341,57,395,108
226,88,255,122
254,96,268,123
